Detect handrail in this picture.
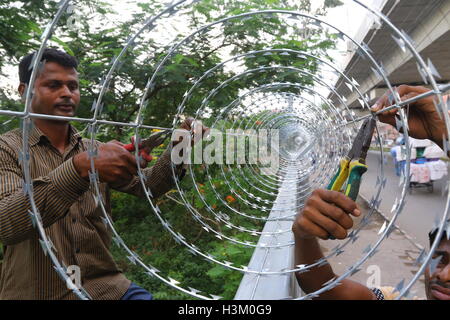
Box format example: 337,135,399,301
234,165,305,300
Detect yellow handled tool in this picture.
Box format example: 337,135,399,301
327,118,375,201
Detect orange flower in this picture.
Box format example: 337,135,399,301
256,121,262,125
226,195,236,203
212,204,217,209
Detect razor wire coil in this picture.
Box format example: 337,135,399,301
1,0,449,300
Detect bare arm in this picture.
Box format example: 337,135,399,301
112,148,184,199
372,85,447,150
292,189,376,300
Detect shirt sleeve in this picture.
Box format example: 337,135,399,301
0,140,90,245
112,147,185,199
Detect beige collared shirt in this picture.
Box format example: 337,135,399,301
0,124,177,299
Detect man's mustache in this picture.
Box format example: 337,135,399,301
54,101,76,108
429,279,450,290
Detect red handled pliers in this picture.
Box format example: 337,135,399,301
123,130,171,162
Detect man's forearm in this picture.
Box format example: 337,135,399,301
443,95,449,155
114,148,184,199
294,236,336,294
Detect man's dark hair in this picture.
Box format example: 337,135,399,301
19,48,78,85
429,228,448,247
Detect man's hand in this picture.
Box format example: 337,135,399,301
109,139,150,168
371,85,447,148
292,189,361,241
73,142,145,188
293,190,378,300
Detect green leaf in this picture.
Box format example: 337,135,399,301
207,265,226,278
51,36,75,56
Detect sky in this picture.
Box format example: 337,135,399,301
315,0,383,98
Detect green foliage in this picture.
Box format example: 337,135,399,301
0,1,52,68
109,162,259,299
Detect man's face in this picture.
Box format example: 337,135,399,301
425,238,450,300
20,61,80,118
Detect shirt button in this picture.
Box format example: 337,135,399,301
75,248,80,254
72,218,76,223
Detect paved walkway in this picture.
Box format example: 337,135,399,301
361,150,448,248
319,196,426,299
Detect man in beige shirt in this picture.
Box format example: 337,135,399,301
0,48,190,299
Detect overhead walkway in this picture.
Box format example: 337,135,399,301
330,0,450,110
